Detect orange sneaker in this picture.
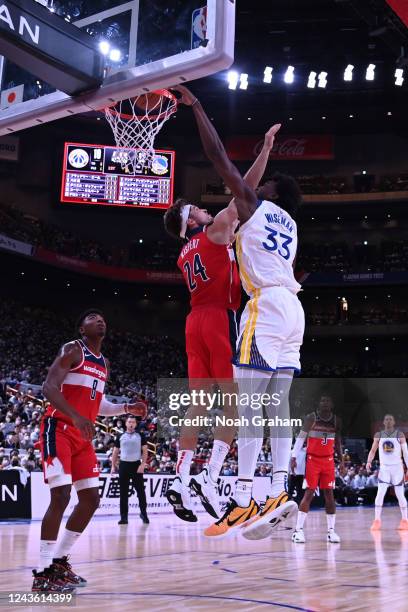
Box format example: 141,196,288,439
204,498,259,538
241,492,298,541
370,519,381,531
398,519,408,531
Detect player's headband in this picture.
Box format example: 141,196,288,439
179,204,192,238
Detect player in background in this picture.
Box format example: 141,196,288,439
367,414,408,531
33,310,146,592
163,122,279,522
290,394,343,543
174,85,303,539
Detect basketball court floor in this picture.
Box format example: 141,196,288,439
1,507,406,611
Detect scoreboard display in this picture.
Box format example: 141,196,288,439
61,143,175,209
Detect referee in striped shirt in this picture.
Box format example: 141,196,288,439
111,415,149,524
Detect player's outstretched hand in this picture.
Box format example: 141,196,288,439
127,400,148,419
290,457,297,474
366,461,371,472
264,124,281,150
72,414,95,441
171,85,198,106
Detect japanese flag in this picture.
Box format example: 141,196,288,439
1,85,24,110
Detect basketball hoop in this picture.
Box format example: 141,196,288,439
104,89,178,174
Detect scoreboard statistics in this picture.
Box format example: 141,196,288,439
61,143,175,209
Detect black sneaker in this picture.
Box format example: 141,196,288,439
118,518,128,525
165,476,197,522
51,556,87,587
31,569,75,593
140,512,150,524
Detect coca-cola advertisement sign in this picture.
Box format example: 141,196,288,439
226,134,334,161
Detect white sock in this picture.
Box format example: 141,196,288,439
271,470,288,497
38,540,56,572
176,450,194,484
296,511,307,530
54,529,81,559
208,440,230,482
235,479,253,507
326,514,336,530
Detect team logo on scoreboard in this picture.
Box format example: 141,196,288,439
68,148,90,169
151,154,168,175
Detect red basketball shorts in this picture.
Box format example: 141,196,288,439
40,417,99,488
305,454,335,490
185,306,237,381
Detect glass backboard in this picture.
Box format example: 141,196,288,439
0,0,235,134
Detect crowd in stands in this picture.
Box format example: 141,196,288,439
205,173,408,196
2,202,408,275
306,306,408,326
296,240,408,274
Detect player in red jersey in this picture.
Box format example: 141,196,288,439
32,309,146,592
290,394,343,543
163,118,278,521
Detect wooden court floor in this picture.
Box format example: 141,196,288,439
0,506,407,612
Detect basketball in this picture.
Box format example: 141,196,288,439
134,92,162,113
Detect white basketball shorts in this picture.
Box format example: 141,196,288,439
234,286,305,372
379,463,404,486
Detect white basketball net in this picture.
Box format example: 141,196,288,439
104,90,177,174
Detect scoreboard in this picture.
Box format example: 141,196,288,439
61,143,175,209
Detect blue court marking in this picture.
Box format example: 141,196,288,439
76,591,317,611
224,551,408,567
221,568,238,573
212,560,220,565
339,584,381,589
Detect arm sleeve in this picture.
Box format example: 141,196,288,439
291,431,307,458
99,395,127,416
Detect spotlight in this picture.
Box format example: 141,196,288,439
284,66,295,84
99,40,110,55
344,64,354,81
365,64,376,81
227,71,239,90
318,71,328,88
395,68,404,86
109,49,121,62
307,71,317,88
239,73,249,90
264,66,273,84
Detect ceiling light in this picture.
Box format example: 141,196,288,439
284,66,295,84
344,64,354,81
365,63,376,81
264,66,273,84
227,71,239,90
307,71,317,88
318,71,328,88
99,40,110,55
239,73,249,90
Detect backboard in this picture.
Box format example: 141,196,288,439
0,0,235,135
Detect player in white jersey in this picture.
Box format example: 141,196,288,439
173,85,303,539
367,414,408,531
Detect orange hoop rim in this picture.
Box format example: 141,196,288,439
104,89,178,121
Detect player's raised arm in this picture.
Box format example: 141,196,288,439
207,124,282,244
242,124,281,189
366,432,380,471
173,85,257,224
43,342,95,440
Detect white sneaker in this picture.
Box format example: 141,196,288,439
292,529,306,543
166,476,197,522
327,529,341,543
190,468,219,518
